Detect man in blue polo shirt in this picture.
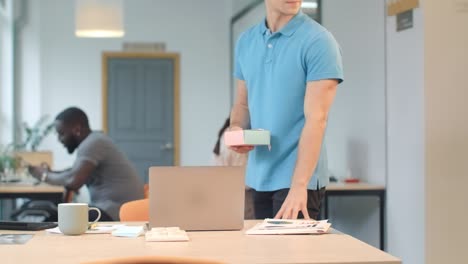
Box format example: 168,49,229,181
229,0,343,220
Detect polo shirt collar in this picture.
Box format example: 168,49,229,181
259,11,306,37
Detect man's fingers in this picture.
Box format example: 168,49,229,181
301,206,310,220
291,208,300,220
279,208,288,219
229,145,254,153
282,209,293,219
274,207,285,219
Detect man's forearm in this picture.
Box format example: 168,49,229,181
46,170,74,186
230,80,250,129
291,117,327,188
291,80,337,188
230,102,250,128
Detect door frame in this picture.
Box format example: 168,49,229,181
102,52,180,165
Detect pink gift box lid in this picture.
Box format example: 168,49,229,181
224,130,245,146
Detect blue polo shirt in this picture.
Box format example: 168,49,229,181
234,12,343,191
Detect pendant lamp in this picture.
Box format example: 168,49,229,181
75,0,124,38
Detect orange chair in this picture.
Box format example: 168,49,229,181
119,184,150,221
144,183,149,198
119,198,149,221
82,255,224,264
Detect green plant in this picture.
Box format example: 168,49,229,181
0,116,53,176
16,116,55,151
0,144,18,172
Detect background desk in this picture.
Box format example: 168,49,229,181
0,182,64,202
0,221,400,264
324,183,386,250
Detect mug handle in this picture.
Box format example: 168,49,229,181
88,207,101,223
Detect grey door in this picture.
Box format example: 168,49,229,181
104,54,179,183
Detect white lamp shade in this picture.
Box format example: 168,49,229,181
75,0,124,38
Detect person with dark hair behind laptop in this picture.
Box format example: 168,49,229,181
213,117,255,219
28,107,144,221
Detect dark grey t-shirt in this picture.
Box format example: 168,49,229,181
76,132,144,220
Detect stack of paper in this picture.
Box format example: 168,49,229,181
46,224,125,234
112,226,145,237
246,219,331,235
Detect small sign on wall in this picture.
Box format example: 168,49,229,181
122,42,166,53
396,9,414,31
387,0,419,16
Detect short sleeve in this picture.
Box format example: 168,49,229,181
233,34,245,81
305,31,344,83
76,137,107,166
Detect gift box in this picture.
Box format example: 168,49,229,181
224,129,270,146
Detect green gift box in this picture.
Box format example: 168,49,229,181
243,130,270,145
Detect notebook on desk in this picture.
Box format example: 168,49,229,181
0,221,57,231
148,166,245,231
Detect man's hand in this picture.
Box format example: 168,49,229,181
229,145,254,154
274,186,310,219
28,165,47,181
227,126,255,154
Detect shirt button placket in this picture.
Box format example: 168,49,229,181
265,40,273,64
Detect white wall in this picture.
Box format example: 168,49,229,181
386,5,425,264
0,0,14,146
18,0,42,128
20,0,232,168
324,0,387,184
232,0,260,16
323,0,386,248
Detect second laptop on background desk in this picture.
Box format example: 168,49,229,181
0,221,57,231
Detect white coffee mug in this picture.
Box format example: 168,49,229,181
58,203,101,235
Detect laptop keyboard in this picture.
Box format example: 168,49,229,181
0,221,57,231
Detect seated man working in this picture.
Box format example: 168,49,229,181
28,107,144,221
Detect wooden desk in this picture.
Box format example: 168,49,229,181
0,221,400,264
0,182,64,202
324,183,386,250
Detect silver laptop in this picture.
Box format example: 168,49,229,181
148,166,245,231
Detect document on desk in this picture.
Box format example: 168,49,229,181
46,224,125,234
246,219,331,235
112,226,145,238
